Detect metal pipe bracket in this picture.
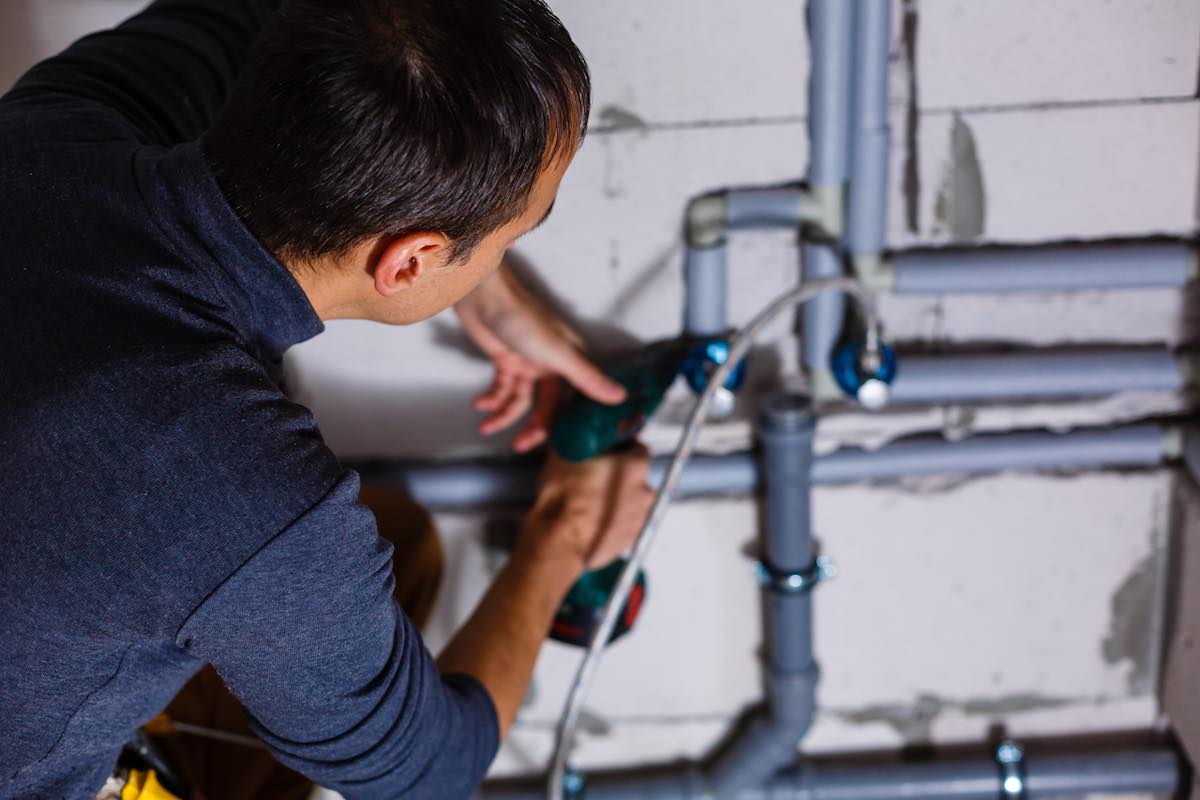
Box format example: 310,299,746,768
754,556,837,594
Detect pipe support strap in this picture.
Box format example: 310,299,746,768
754,556,836,594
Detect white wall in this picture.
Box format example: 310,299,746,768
5,0,1198,791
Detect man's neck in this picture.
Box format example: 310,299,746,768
284,255,362,322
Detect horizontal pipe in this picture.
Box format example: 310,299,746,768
889,241,1196,294
725,187,807,231
354,423,1172,511
812,423,1168,484
752,749,1181,800
889,348,1186,405
476,748,1180,800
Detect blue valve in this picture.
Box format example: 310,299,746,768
681,338,748,396
831,340,897,410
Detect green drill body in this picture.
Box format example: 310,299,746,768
545,338,693,646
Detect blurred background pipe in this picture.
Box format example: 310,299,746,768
886,241,1196,295
887,347,1189,404
354,421,1176,511
476,747,1180,799
800,0,855,385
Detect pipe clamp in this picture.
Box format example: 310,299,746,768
754,556,836,594
996,740,1027,799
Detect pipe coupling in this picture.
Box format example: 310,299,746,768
804,183,844,240
686,191,729,248
852,254,896,293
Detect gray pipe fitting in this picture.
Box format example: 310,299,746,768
685,191,729,249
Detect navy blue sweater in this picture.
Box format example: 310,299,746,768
0,2,498,797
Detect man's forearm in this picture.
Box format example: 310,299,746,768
437,521,584,736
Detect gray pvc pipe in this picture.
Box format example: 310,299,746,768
752,749,1180,800
890,242,1196,294
725,187,807,231
362,457,542,510
846,0,892,258
706,395,821,798
801,0,855,374
889,347,1184,405
758,395,817,669
806,0,855,186
685,244,728,337
480,768,707,800
475,749,1179,799
355,423,1170,511
813,423,1167,484
1023,751,1181,795
801,245,846,373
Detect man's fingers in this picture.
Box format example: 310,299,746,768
512,427,547,453
479,377,534,435
543,346,626,406
620,442,652,484
512,381,561,453
474,370,514,412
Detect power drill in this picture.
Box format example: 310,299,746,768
545,338,709,647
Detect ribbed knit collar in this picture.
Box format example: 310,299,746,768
137,140,324,362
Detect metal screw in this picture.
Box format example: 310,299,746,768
816,556,838,581
563,767,585,798
997,741,1023,764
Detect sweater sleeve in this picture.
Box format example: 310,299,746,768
3,0,277,145
175,471,500,800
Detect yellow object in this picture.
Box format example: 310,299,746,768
120,769,180,800
143,714,173,737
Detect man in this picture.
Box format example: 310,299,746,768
0,1,654,798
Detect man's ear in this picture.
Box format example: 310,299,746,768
371,232,449,297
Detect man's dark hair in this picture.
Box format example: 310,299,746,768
206,0,590,265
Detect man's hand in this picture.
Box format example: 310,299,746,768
437,446,653,736
521,446,655,572
455,265,626,452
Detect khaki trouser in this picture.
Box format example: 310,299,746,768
151,487,445,800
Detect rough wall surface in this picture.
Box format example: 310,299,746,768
3,0,1197,794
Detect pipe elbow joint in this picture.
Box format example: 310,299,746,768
852,254,896,293
802,183,844,241
686,191,729,249
765,663,820,739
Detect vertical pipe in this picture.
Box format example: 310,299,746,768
684,245,729,337
846,0,892,258
761,395,816,672
705,394,820,798
801,0,855,379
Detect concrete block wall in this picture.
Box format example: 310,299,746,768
5,0,1198,794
